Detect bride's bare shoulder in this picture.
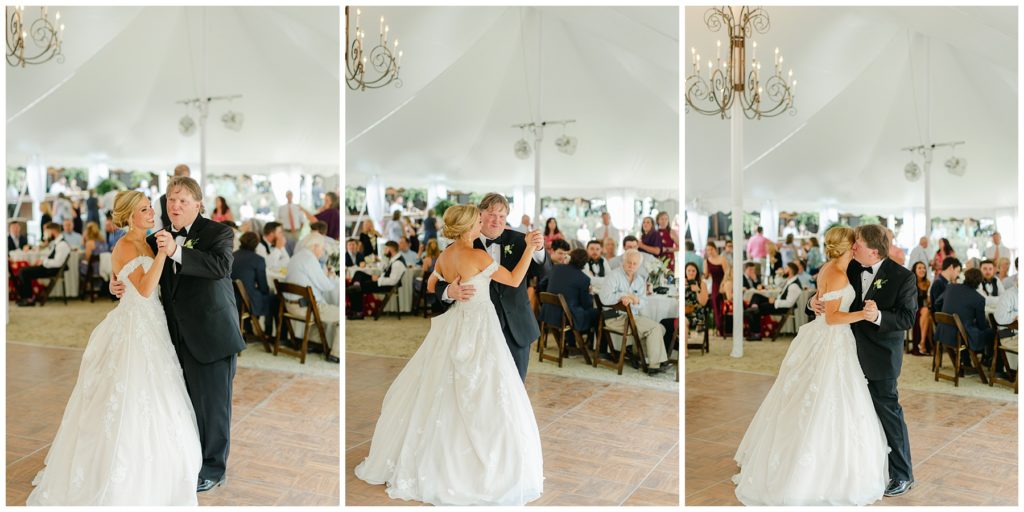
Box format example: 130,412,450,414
817,264,849,295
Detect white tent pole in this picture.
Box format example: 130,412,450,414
924,147,932,236
199,8,208,190
923,38,932,236
533,10,543,223
730,100,745,358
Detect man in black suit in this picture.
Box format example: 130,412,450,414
435,193,545,381
8,221,27,252
540,249,598,346
809,224,917,497
537,239,571,293
345,238,364,268
929,257,962,313
741,262,762,290
232,231,278,335
111,176,245,493
935,268,994,365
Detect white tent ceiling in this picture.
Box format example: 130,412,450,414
345,6,679,199
685,6,1017,217
6,6,340,174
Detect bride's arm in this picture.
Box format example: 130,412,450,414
823,296,869,325
490,234,541,288
111,245,167,299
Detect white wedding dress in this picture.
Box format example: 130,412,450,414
27,256,202,506
354,261,544,506
733,284,889,506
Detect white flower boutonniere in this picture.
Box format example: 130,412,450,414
504,245,512,256
873,278,887,290
184,238,198,250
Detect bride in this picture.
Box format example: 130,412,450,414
27,191,201,505
732,225,889,506
354,204,544,506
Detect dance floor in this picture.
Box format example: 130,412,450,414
345,353,680,506
685,368,1018,506
6,342,340,506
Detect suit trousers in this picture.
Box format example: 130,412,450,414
604,314,669,366
179,346,237,481
501,320,531,382
866,378,913,482
17,265,61,300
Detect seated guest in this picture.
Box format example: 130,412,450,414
910,261,933,356
602,238,617,261
80,221,111,276
997,256,1012,282
232,232,277,335
1003,257,1018,291
582,240,609,281
295,221,328,254
684,262,710,331
397,236,418,265
345,238,364,268
537,239,571,293
61,218,83,249
16,222,71,307
597,249,670,374
610,235,657,270
540,248,598,348
930,257,962,313
419,239,440,273
978,259,1005,309
993,288,1018,377
936,268,994,368
284,233,340,361
742,262,763,290
256,221,290,271
104,211,125,249
684,240,703,274
746,262,803,341
794,259,813,289
221,220,241,252
8,221,27,252
346,240,407,319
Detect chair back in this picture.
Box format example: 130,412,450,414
539,291,574,331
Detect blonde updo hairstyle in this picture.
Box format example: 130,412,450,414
441,204,480,240
823,225,855,260
111,190,148,232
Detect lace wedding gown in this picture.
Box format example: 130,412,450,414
354,261,544,506
27,256,202,506
732,284,889,506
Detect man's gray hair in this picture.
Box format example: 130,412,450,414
623,248,643,263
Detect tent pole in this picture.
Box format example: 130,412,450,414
533,124,543,223
730,101,744,358
924,147,932,236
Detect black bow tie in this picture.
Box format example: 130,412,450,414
173,227,188,238
485,238,498,248
861,266,874,274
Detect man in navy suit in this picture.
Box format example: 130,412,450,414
540,249,598,348
231,232,277,335
7,221,27,252
345,238,364,268
935,268,994,365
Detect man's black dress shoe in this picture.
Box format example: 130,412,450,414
326,354,340,364
884,479,913,497
16,299,33,307
197,476,226,493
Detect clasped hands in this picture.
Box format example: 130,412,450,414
809,295,879,322
154,230,178,258
447,230,544,302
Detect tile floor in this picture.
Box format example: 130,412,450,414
685,368,1018,506
6,342,340,506
345,353,680,506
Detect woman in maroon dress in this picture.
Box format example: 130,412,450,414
654,211,678,272
703,242,728,336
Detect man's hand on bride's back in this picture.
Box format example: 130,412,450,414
447,276,476,302
808,294,824,315
109,276,126,299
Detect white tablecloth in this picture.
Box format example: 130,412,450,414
99,253,113,281
640,294,679,323
11,250,83,298
382,267,419,314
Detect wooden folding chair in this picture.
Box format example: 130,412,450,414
373,279,402,320
537,292,593,368
768,308,794,341
274,280,334,364
593,295,647,375
80,253,105,303
933,312,988,387
37,259,70,306
233,279,273,353
685,303,710,354
988,314,1018,394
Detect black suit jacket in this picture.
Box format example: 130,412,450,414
742,275,760,290
148,216,246,363
540,264,597,333
435,229,542,347
833,258,918,380
231,249,273,317
346,251,364,268
936,284,993,352
7,234,27,252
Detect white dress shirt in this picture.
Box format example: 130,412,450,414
168,220,196,272
285,249,339,305
376,253,408,287
859,259,885,326
773,276,803,310
978,277,1006,310
277,203,306,232
41,235,72,269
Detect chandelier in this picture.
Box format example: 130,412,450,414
685,6,795,119
345,6,402,91
6,5,64,67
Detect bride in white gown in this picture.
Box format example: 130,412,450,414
732,225,889,506
354,204,544,506
27,191,201,506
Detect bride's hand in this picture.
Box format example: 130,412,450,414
525,230,543,252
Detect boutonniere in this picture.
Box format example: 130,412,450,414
184,238,199,249
873,278,887,290
504,245,512,256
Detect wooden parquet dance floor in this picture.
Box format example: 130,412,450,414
345,353,680,506
685,369,1018,506
6,342,339,506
